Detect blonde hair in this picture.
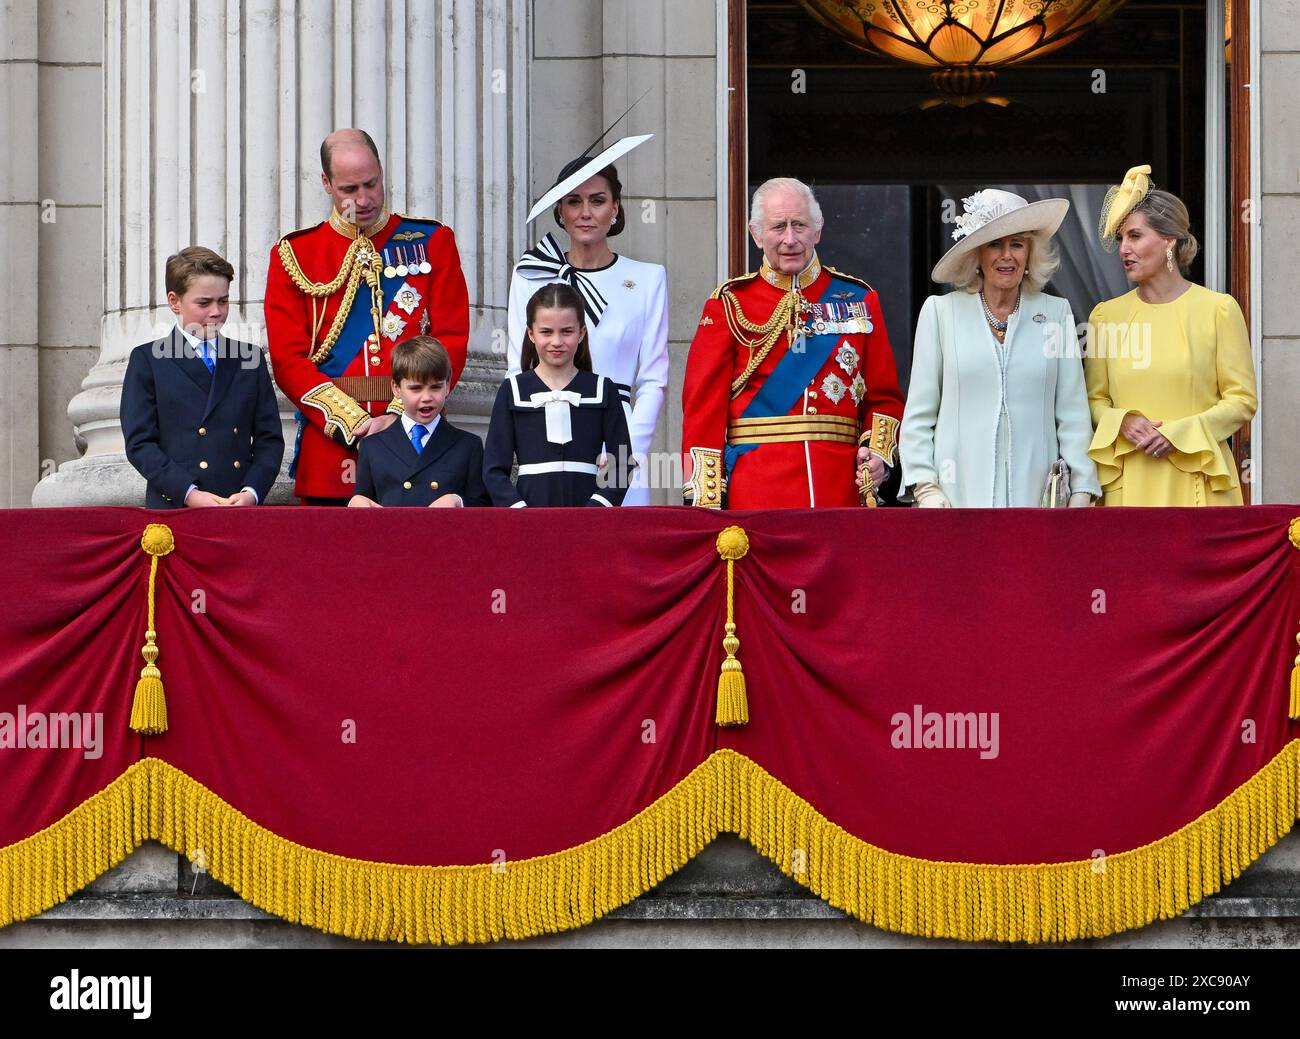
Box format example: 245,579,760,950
1128,189,1199,274
947,231,1060,294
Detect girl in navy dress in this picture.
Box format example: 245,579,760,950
484,283,635,507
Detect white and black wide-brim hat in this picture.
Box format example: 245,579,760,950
525,133,654,233
931,189,1069,285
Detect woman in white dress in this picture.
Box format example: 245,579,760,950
507,135,668,506
899,190,1101,508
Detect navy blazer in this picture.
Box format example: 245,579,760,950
120,328,285,508
354,414,489,507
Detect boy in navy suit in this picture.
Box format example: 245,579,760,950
121,246,284,508
348,336,488,508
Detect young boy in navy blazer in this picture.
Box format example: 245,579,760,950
348,336,488,508
121,246,284,508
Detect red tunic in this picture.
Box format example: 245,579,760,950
264,210,470,500
681,258,904,509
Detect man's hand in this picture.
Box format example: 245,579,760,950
184,490,229,508
429,494,463,509
224,491,258,507
347,494,381,508
854,446,886,492
353,413,399,440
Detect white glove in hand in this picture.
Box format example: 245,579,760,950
913,482,952,509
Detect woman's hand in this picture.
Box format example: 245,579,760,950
912,482,951,509
1067,492,1093,508
428,494,463,509
347,495,381,508
1120,413,1175,457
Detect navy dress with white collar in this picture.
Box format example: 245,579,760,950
483,369,634,507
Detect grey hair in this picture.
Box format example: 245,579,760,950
749,177,824,233
948,230,1061,294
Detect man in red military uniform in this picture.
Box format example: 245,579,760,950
681,177,904,509
265,128,470,503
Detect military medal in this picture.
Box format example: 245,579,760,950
396,283,422,315
418,244,432,275
382,312,407,341
395,248,409,278
382,249,397,280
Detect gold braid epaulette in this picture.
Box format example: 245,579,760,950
277,235,382,366
722,286,806,399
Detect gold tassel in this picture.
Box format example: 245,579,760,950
1290,633,1300,721
130,524,175,735
715,526,750,727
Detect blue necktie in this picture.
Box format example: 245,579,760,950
200,341,215,374
410,423,428,453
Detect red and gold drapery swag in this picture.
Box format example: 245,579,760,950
1,506,1298,943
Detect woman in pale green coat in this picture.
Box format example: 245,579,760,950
899,190,1101,508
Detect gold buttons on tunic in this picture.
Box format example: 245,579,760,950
707,481,716,489
809,391,818,400
233,461,241,469
199,461,208,469
370,355,381,366
198,427,207,436
430,481,439,491
808,406,818,414
403,481,412,490
233,427,238,434
369,343,381,354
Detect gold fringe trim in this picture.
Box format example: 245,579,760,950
2,743,1297,944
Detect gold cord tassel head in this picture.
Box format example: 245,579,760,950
715,526,750,727
130,524,174,735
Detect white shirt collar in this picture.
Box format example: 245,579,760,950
175,324,217,354
400,413,442,440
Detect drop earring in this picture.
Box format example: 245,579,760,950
1165,243,1176,274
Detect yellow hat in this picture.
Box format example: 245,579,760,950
1098,164,1153,250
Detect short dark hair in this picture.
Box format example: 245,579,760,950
553,164,625,238
392,336,452,385
520,283,592,372
321,130,381,181
164,246,234,297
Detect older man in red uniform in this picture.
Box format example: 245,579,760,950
265,128,470,504
681,177,904,509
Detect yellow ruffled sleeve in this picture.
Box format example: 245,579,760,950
1157,293,1257,492
1084,302,1135,489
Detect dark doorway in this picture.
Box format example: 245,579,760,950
745,0,1212,393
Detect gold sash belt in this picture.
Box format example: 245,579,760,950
727,414,859,446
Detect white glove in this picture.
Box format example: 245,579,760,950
912,482,952,509
1068,491,1094,508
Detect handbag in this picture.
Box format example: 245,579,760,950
1041,459,1071,508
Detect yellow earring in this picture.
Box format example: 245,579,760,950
1165,243,1176,273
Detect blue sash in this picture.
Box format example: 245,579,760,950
725,274,865,477
317,218,432,378
290,219,436,473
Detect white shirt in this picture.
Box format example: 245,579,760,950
399,412,442,443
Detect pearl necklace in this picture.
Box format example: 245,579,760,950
980,289,1021,340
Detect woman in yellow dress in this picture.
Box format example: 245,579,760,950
1085,165,1257,506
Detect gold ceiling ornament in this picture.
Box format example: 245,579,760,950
796,1,1131,107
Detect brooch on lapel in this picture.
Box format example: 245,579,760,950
1033,313,1046,323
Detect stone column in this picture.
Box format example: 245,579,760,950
0,1,41,507
34,0,528,505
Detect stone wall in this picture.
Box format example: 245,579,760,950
1259,0,1300,504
